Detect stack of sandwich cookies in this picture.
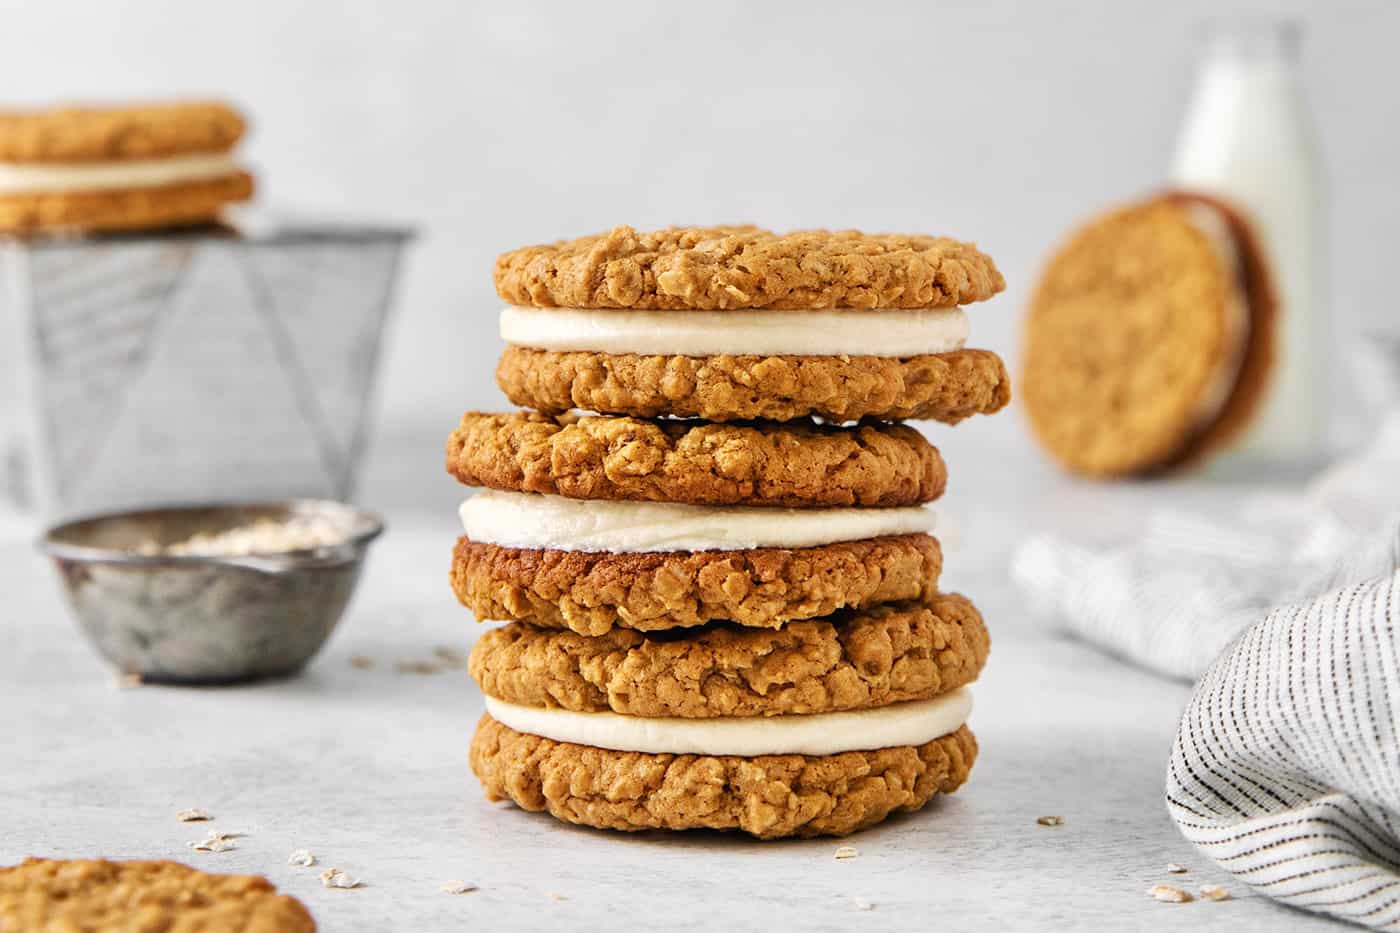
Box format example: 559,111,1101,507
0,101,253,234
451,226,1009,838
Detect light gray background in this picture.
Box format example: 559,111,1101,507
2,0,1395,499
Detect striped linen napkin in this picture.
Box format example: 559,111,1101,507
1013,407,1400,928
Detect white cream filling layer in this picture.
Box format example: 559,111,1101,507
484,689,972,756
0,153,242,194
499,304,970,357
1182,202,1250,429
459,489,935,553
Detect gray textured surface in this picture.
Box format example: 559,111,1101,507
1,449,1343,931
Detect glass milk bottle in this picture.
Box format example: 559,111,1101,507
1170,20,1328,471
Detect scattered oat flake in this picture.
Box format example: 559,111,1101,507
833,845,859,861
349,655,375,670
394,660,441,675
852,896,875,912
188,835,237,853
288,849,317,867
176,808,211,822
1166,862,1188,874
320,868,362,889
546,892,568,902
113,673,143,690
441,880,478,895
1148,884,1193,903
1036,815,1064,827
433,646,468,668
1200,883,1230,901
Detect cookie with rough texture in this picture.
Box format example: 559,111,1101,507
470,714,976,838
453,534,941,634
496,346,1010,424
0,102,246,163
470,593,987,718
495,225,1004,311
0,857,315,932
0,172,254,234
1021,193,1274,476
446,411,945,507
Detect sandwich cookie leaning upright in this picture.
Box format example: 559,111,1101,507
493,226,1012,423
1020,194,1275,476
0,101,254,234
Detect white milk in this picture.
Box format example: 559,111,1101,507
1170,21,1327,471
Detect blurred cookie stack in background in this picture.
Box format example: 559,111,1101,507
447,225,1010,838
0,100,411,521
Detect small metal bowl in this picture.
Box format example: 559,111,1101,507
39,500,383,685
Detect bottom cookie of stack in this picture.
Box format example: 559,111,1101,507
470,704,977,840
467,596,987,839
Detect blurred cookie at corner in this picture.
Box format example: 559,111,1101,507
0,100,253,235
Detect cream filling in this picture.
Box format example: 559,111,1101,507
0,153,242,194
499,305,970,357
1183,203,1250,429
484,689,972,756
459,489,935,553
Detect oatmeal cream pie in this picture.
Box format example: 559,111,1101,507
0,100,254,234
469,594,988,718
0,857,315,932
449,411,946,633
470,698,978,839
493,225,1011,423
1021,193,1276,477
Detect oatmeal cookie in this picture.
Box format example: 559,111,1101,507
0,101,246,163
0,857,314,932
470,714,976,838
495,225,1003,311
496,346,1010,424
452,533,941,634
0,172,254,234
1020,193,1274,476
446,411,945,507
469,594,988,717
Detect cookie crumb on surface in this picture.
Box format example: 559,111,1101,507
176,808,211,822
833,846,859,861
1199,884,1230,901
441,881,478,895
395,660,442,675
287,849,316,867
113,672,143,690
1148,884,1193,903
546,891,568,902
1036,815,1064,826
349,655,375,670
433,646,469,668
852,896,875,911
1166,863,1187,874
187,831,238,853
319,868,361,889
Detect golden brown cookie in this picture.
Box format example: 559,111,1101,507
446,411,945,507
0,172,254,234
496,346,1010,424
0,857,315,932
469,594,987,718
0,102,246,162
1020,193,1274,476
452,534,941,634
470,714,976,838
495,225,1004,311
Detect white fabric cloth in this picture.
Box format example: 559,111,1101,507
1013,407,1400,928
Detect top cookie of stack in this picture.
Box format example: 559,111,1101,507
0,100,253,234
494,225,1010,423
